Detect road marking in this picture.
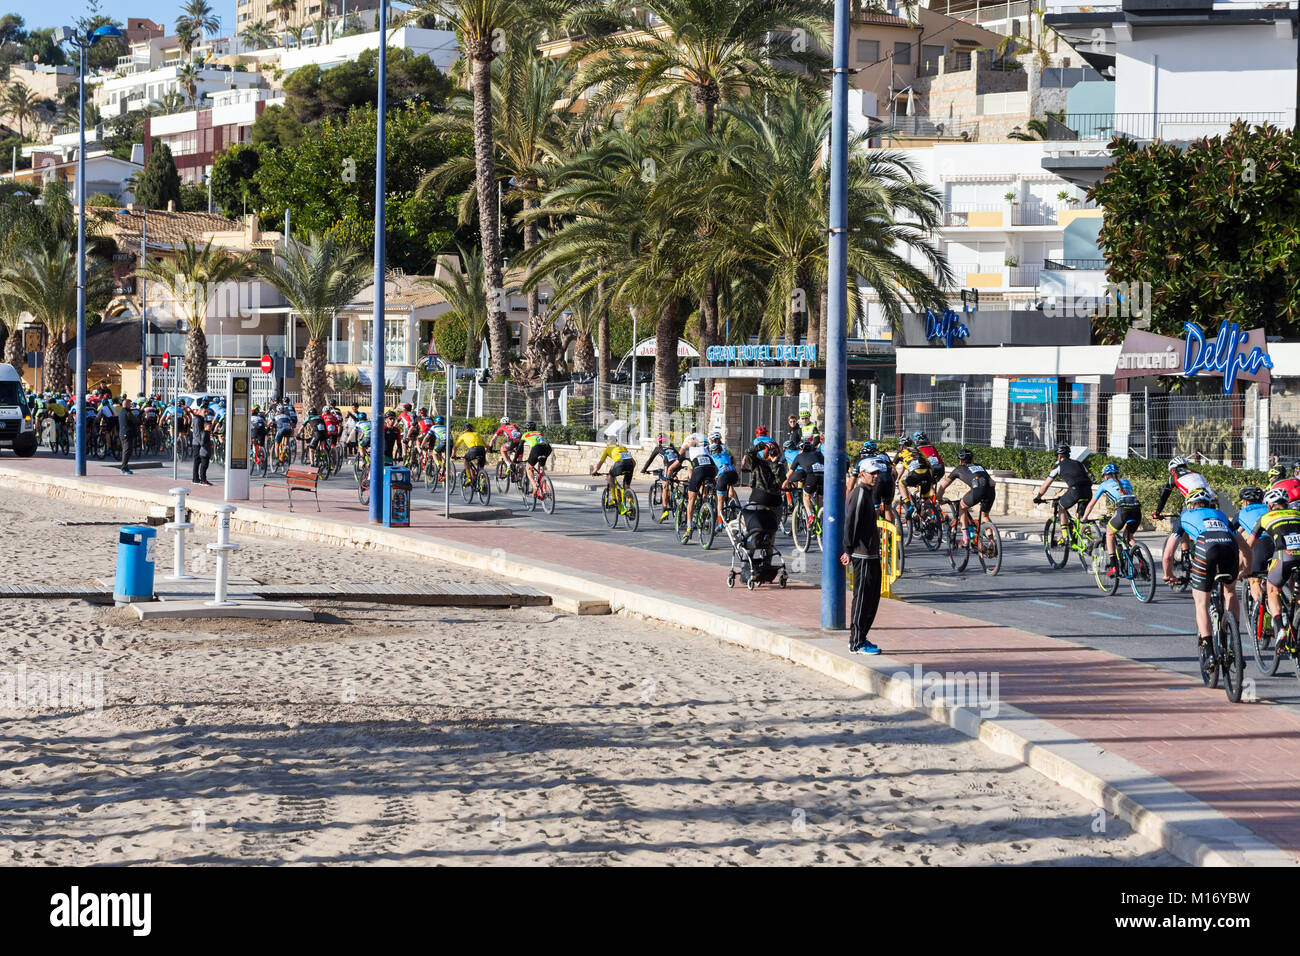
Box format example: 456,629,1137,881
1031,599,1064,608
929,579,958,588
1147,623,1185,633
1090,611,1126,620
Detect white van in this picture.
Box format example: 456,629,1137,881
0,364,36,457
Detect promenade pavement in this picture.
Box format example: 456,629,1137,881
7,452,1300,863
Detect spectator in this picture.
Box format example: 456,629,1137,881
195,420,214,485
189,405,207,483
743,439,783,498
840,457,885,655
118,398,135,475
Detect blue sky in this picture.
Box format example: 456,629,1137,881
19,1,191,34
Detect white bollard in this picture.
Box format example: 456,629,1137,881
164,487,196,581
205,504,240,607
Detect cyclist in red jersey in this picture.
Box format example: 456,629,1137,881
913,430,945,483
1267,464,1300,503
491,417,524,470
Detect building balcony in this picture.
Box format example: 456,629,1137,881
1059,111,1291,142
887,116,980,140
1044,258,1107,271
944,202,1098,228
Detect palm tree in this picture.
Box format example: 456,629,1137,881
240,20,274,51
410,0,548,380
4,81,41,140
175,21,197,61
134,239,250,391
176,61,202,106
177,0,222,46
253,233,371,413
421,245,493,367
418,41,575,338
0,291,26,374
271,0,298,46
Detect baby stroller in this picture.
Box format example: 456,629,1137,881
725,489,788,590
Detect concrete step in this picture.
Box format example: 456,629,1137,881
133,599,313,621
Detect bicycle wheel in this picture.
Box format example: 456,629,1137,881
601,487,619,528
946,517,968,572
1128,543,1156,604
1044,517,1069,569
792,500,810,552
900,502,914,547
624,488,639,531
539,475,555,515
649,479,667,524
358,476,369,505
1245,583,1278,677
495,459,511,493
459,464,476,502
423,460,436,492
1219,607,1245,702
1172,548,1192,593
977,517,1001,576
919,500,943,552
1076,522,1098,571
1093,548,1119,594
477,469,491,506
698,499,716,550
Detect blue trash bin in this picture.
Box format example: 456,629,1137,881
114,525,157,605
382,466,411,528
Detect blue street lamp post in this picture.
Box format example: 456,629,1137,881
60,23,123,478
821,0,850,629
367,0,388,522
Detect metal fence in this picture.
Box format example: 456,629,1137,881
872,387,1269,467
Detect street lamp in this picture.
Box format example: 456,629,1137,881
367,0,388,522
59,22,124,478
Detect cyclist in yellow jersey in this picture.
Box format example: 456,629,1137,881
520,421,552,491
893,436,933,510
453,427,488,474
1244,489,1300,650
591,440,635,493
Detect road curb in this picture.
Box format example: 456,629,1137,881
3,465,1291,867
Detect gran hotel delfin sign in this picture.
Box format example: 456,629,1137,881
1114,322,1272,393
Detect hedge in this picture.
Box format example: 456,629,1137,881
452,418,596,445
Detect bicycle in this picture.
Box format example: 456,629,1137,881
1152,513,1193,591
249,438,269,478
306,442,334,480
596,472,640,531
521,460,556,515
495,455,523,495
1240,573,1284,677
1199,572,1245,703
425,451,456,494
460,456,492,505
647,469,677,524
1091,530,1156,603
1041,497,1099,570
943,500,1002,575
791,491,823,554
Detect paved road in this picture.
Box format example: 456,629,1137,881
467,472,1300,711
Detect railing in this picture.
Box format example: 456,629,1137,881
944,202,1097,227
1044,258,1107,271
147,333,296,359
328,340,353,364
1060,111,1291,142
887,116,980,139
1009,265,1042,287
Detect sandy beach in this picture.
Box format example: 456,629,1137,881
0,488,1176,865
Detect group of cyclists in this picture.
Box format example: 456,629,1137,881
26,387,220,459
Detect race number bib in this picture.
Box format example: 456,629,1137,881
1202,518,1229,533
812,462,825,473
1285,532,1300,552
618,451,632,461
907,460,924,473
968,465,986,474
928,455,941,468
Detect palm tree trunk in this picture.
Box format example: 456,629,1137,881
574,329,596,375
303,336,326,413
471,52,508,381
699,274,718,419
653,298,679,437
44,332,69,392
3,327,24,375
523,194,539,325
184,324,208,391
783,299,798,398
462,324,479,366
596,274,610,390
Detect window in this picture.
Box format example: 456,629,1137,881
856,39,879,63
922,44,944,70
360,320,409,365
894,41,911,65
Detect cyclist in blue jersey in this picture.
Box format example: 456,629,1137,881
680,433,717,543
709,434,739,520
1163,487,1246,652
1081,462,1142,574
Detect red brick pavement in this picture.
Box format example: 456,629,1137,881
12,454,1300,856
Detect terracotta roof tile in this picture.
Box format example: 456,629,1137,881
91,208,242,249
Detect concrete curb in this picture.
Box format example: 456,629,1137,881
4,465,1290,867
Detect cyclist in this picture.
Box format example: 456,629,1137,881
894,434,933,512
321,405,342,450
1246,488,1300,652
935,447,995,547
859,440,896,523
1234,486,1271,619
491,417,523,472
642,433,681,520
249,404,268,451
298,407,326,462
1162,487,1243,655
1080,462,1142,574
1153,456,1216,532
591,438,636,494
1267,463,1300,504
782,439,825,526
1033,442,1093,528
271,404,294,460
797,409,820,442
428,415,449,458
709,433,740,521
354,412,372,452
914,430,945,484
780,438,801,476
452,424,488,478
679,432,717,544
520,421,552,496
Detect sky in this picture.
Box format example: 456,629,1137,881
19,1,189,33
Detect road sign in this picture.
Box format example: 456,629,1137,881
162,351,170,370
711,389,722,411
260,353,273,374
23,330,41,352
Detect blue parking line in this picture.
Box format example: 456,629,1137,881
1031,599,1064,608
1147,623,1184,633
1090,611,1126,620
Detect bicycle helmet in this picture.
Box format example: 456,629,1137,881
308,407,318,416
1167,455,1188,474
1101,462,1119,477
1055,442,1071,457
861,439,878,456
1265,487,1289,508
784,439,799,450
402,403,412,411
434,415,445,425
1185,488,1215,508
898,434,914,448
1267,464,1287,483
500,416,511,424
799,440,814,453
957,447,974,463
754,425,768,437
252,405,261,413
1239,486,1264,504
525,421,537,430
357,412,368,422
709,431,722,443
912,430,928,445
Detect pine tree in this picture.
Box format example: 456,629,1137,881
134,143,182,210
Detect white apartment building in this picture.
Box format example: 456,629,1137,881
92,34,263,119
276,25,460,74
146,87,286,185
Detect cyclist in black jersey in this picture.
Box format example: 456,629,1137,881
1033,442,1093,522
935,447,995,546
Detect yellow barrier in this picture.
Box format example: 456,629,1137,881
879,519,903,598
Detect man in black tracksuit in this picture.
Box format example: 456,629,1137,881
841,457,885,655
118,398,135,475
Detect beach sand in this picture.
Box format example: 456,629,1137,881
0,489,1176,865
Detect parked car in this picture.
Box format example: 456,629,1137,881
0,364,37,457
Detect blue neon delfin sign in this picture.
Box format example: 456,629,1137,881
925,309,969,348
1183,322,1272,393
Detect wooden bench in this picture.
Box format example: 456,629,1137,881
262,465,321,512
